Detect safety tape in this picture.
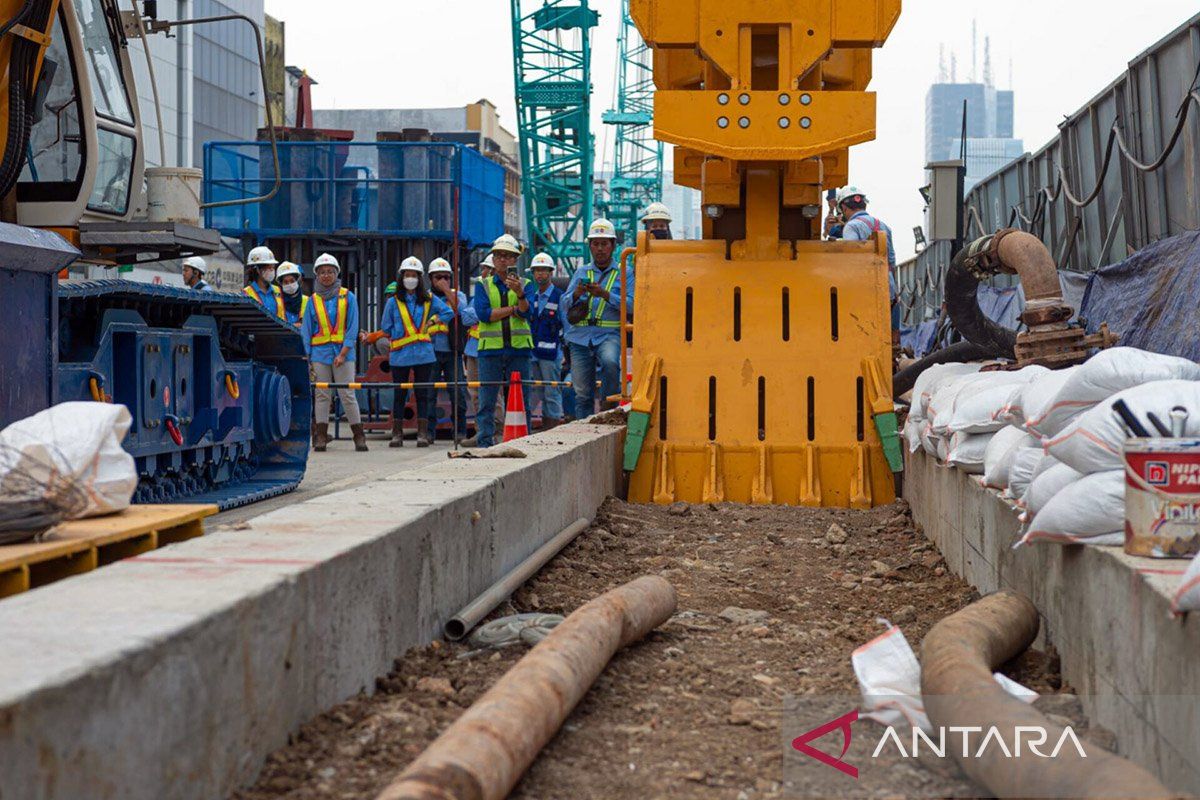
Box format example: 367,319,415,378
313,380,602,390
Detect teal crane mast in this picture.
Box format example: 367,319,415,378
601,0,663,245
510,0,599,268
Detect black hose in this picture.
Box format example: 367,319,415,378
945,244,1018,356
893,340,1001,399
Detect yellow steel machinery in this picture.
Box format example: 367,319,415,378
624,0,904,508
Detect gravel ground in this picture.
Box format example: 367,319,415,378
233,498,1101,800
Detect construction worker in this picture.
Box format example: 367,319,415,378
276,261,309,328
837,185,899,330
461,254,504,446
371,256,455,448
527,251,564,429
243,246,285,320
562,219,632,419
426,257,477,443
301,252,366,453
640,202,673,240
471,234,533,448
182,256,213,291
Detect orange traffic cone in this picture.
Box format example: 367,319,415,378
503,371,529,442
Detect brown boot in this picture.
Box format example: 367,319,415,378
416,419,431,448
389,418,404,448
313,423,329,452
351,423,368,452
541,417,561,431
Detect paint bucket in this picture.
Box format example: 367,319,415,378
1123,438,1200,558
146,166,203,225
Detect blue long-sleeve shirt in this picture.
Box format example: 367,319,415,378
561,261,634,346
842,211,897,299
529,283,564,361
471,274,534,358
381,292,453,367
301,289,360,365
431,290,477,353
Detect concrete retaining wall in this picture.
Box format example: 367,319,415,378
906,450,1200,793
0,424,623,800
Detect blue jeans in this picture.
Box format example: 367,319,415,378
530,354,564,421
569,337,620,419
476,351,532,448
428,350,469,436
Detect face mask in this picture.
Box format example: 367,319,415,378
403,276,420,291
260,269,276,283
281,281,299,295
651,229,672,240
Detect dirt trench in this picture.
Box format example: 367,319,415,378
234,498,1092,800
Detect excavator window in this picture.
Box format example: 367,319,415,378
73,0,133,125
17,8,85,203
88,127,135,215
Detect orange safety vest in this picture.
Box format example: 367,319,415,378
244,283,286,321
311,288,349,345
468,326,479,341
289,295,310,329
390,298,433,350
427,313,449,337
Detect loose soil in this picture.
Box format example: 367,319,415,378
233,498,1097,800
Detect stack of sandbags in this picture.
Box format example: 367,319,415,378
924,367,1048,474
902,363,983,454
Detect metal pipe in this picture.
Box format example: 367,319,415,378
378,575,677,800
921,591,1177,799
444,517,589,641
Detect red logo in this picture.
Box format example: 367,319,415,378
163,385,171,406
791,709,859,778
1147,461,1170,486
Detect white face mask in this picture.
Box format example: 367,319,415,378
281,281,299,295
403,276,420,291
260,269,276,283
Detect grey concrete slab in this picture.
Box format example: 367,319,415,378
906,450,1200,793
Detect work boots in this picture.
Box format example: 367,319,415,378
351,423,368,452
416,419,432,448
541,417,561,432
389,418,405,448
313,423,329,452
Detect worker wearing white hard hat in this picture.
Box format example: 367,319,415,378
562,218,631,420
835,186,899,331
181,256,212,292
301,252,366,453
462,251,503,445
527,252,565,429
275,261,308,329
470,234,535,448
640,202,674,239
423,257,476,443
243,245,284,321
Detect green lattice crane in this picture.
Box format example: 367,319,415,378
601,0,663,246
511,0,599,269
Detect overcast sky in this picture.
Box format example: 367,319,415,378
265,1,1199,259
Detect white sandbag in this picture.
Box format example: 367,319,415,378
1045,380,1200,474
945,366,1049,435
1172,553,1200,614
903,415,924,454
1024,459,1085,517
1019,470,1124,546
946,431,991,473
911,362,984,422
997,366,1079,433
1005,446,1046,503
1025,348,1200,437
982,426,1035,490
0,402,136,519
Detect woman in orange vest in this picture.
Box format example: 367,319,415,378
301,253,366,452
364,257,456,448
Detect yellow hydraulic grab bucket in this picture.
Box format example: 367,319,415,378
624,0,903,508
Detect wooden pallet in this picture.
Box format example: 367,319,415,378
0,504,217,598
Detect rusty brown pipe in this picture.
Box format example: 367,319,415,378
376,575,677,800
921,591,1179,799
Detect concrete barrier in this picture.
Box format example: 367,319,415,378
906,450,1200,793
0,424,623,800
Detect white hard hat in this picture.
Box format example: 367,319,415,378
490,234,522,255
586,218,617,240
246,245,277,267
276,261,302,281
182,256,207,274
481,254,495,269
313,252,340,274
640,202,673,223
428,257,452,275
530,252,555,270
837,185,868,205
399,256,425,275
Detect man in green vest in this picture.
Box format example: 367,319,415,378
469,234,534,447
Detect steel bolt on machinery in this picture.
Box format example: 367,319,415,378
624,0,903,508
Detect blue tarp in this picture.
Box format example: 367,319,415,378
1079,231,1200,361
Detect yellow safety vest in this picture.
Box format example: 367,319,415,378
244,283,286,321
290,295,310,330
427,314,449,337
311,288,349,345
478,278,532,351
390,298,433,351
582,267,621,328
